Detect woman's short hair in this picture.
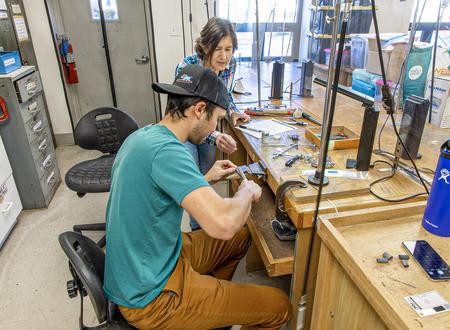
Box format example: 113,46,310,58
194,17,238,63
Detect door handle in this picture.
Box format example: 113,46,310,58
135,55,150,64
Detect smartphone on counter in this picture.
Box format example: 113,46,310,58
402,240,450,281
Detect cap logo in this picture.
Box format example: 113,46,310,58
176,74,193,84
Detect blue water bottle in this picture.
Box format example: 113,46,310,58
422,139,450,237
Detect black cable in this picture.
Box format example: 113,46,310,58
371,0,430,196
369,161,428,202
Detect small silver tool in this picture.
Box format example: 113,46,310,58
235,167,247,181
272,144,298,159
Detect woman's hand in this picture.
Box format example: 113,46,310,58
204,160,237,183
216,133,237,154
231,112,251,126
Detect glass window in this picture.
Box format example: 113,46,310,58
235,32,253,59
264,31,292,58
90,0,119,21
218,0,297,23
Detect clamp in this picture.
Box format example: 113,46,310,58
237,160,267,181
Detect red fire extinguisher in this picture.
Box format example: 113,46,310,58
59,37,79,84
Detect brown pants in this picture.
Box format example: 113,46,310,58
119,227,292,330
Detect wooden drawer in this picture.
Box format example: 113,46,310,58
232,180,294,277
15,70,43,103
0,174,22,248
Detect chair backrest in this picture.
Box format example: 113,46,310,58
74,107,139,154
58,231,107,323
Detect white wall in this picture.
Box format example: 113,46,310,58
22,0,73,137
372,0,415,33
150,0,211,111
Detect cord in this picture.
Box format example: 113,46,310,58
369,161,429,202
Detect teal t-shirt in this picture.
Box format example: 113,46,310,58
103,124,209,308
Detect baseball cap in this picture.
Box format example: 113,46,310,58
152,64,230,110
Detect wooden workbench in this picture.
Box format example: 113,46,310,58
313,202,450,329
226,62,449,329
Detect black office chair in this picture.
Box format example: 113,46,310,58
65,107,138,247
59,231,136,330
65,107,138,197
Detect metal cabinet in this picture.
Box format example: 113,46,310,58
0,66,61,209
0,135,22,248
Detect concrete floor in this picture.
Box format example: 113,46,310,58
0,145,290,329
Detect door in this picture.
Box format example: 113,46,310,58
54,0,158,127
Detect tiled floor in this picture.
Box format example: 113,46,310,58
0,146,290,329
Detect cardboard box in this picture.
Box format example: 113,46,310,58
366,49,391,77
366,37,407,82
425,76,450,128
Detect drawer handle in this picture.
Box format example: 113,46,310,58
26,81,37,95
42,154,53,169
28,101,39,115
38,139,48,152
2,202,13,214
47,171,56,185
33,121,43,133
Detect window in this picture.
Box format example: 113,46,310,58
217,0,301,61
90,0,119,21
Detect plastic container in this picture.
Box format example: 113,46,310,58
0,51,21,74
351,77,375,97
422,140,450,237
323,47,351,67
351,35,368,69
374,78,394,101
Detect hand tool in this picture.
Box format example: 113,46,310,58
272,144,298,159
235,167,247,181
285,155,301,167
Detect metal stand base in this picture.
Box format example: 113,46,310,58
308,174,329,186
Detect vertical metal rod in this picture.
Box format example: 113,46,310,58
397,0,422,111
189,0,194,53
307,0,319,59
285,0,299,59
205,0,210,20
281,10,286,62
98,0,117,107
315,0,340,181
255,0,262,109
429,0,447,123
266,6,276,61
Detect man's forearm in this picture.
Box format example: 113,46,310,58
223,187,254,232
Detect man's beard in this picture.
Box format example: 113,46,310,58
188,122,209,145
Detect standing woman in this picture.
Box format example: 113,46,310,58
176,17,250,230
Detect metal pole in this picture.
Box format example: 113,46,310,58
255,0,262,109
396,0,423,111
97,0,117,107
281,10,286,62
428,0,448,123
308,0,341,186
205,0,210,20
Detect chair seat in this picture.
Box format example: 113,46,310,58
65,155,115,193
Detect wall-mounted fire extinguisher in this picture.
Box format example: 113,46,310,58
59,36,79,84
0,96,9,123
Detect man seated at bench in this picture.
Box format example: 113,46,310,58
104,64,292,330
